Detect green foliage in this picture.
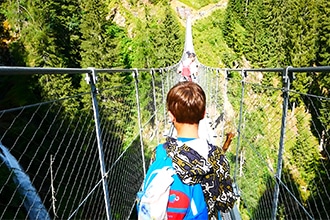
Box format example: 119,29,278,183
290,72,313,105
316,0,330,66
194,9,237,67
223,0,330,70
2,0,82,67
0,3,11,65
98,72,139,147
130,3,183,68
261,0,289,67
0,75,39,109
149,0,168,5
285,0,317,67
37,74,81,117
79,0,121,68
129,4,158,68
222,2,238,55
227,79,289,219
7,39,27,66
222,5,330,215
46,0,82,67
158,5,183,66
2,0,84,114
317,72,330,132
130,20,152,68
241,0,272,68
137,71,154,123
285,107,320,201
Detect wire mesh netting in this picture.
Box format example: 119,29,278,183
279,88,330,220
0,89,106,219
0,69,171,219
226,69,330,220
0,66,329,220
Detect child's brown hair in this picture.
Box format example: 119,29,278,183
166,81,206,124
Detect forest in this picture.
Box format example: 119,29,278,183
1,0,329,115
0,0,329,219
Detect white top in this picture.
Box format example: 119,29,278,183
179,138,209,160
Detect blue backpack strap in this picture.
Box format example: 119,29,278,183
137,144,175,219
183,184,208,219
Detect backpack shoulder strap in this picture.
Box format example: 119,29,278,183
137,144,175,219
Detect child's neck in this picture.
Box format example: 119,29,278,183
175,122,199,138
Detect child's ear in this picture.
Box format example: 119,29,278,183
168,111,176,122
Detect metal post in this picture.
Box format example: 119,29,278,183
50,155,58,219
215,69,219,111
271,67,291,220
207,68,212,111
133,69,146,177
219,68,226,147
234,69,246,183
160,69,166,124
85,68,112,220
206,67,210,101
166,68,170,93
160,69,169,136
150,69,159,144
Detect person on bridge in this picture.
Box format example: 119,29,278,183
177,52,198,82
137,81,236,219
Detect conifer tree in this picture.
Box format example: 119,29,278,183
222,0,237,51
223,0,246,56
286,0,317,67
79,0,117,68
130,4,166,68
0,0,11,65
79,0,130,69
242,0,271,67
47,0,82,68
158,4,183,67
316,0,330,66
313,0,330,157
79,0,136,133
264,0,290,67
285,0,318,102
130,19,152,68
3,1,62,66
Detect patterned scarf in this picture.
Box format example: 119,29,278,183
164,137,237,219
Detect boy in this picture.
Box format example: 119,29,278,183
138,81,236,219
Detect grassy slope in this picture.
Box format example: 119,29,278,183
193,9,236,68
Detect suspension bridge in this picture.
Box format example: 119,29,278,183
0,14,329,220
